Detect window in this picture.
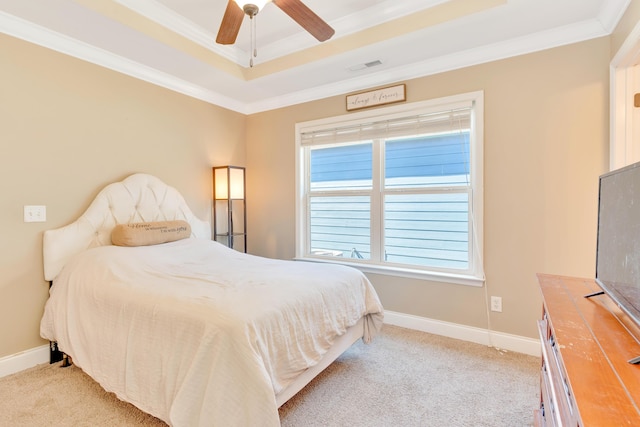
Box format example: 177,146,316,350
295,92,484,286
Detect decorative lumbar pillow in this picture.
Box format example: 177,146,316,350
111,220,191,247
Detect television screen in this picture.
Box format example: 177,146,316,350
596,160,640,325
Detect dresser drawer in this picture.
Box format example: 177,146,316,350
534,408,546,427
538,317,579,426
539,354,555,426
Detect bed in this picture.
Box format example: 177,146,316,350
39,173,384,427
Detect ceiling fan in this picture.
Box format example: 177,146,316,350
216,0,335,59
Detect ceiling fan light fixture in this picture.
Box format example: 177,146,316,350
234,0,271,14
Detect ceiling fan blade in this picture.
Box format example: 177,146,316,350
273,0,335,42
216,0,244,45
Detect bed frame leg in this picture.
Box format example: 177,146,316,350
61,354,72,367
49,341,63,364
49,341,72,367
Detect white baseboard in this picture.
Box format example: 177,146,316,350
383,310,541,357
0,312,540,379
0,345,49,379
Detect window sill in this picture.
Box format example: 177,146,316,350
294,256,485,287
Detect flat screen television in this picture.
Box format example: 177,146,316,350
595,160,640,341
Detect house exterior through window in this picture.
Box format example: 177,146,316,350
295,91,484,286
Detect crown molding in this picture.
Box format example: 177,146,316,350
113,0,242,64
0,3,627,115
244,18,612,114
0,10,248,113
598,0,631,33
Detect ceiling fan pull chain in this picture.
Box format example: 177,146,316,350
249,15,253,67
253,15,258,59
249,14,256,67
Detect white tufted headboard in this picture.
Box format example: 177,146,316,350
43,173,211,281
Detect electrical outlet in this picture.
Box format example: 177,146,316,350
24,205,46,223
491,296,502,312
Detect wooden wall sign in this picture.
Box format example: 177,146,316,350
346,84,406,111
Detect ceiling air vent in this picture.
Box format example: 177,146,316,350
347,60,383,72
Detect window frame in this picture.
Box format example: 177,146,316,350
295,91,484,286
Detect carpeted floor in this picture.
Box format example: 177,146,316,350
0,325,539,426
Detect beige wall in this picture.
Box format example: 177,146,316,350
0,22,620,360
246,37,610,339
0,33,246,358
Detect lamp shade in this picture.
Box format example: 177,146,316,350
214,166,245,200
212,165,247,252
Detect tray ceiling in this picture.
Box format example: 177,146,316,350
0,0,631,113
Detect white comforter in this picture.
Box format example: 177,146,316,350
40,238,383,427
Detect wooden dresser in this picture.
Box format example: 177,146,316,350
536,274,640,426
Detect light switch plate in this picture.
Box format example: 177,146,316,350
24,205,46,222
